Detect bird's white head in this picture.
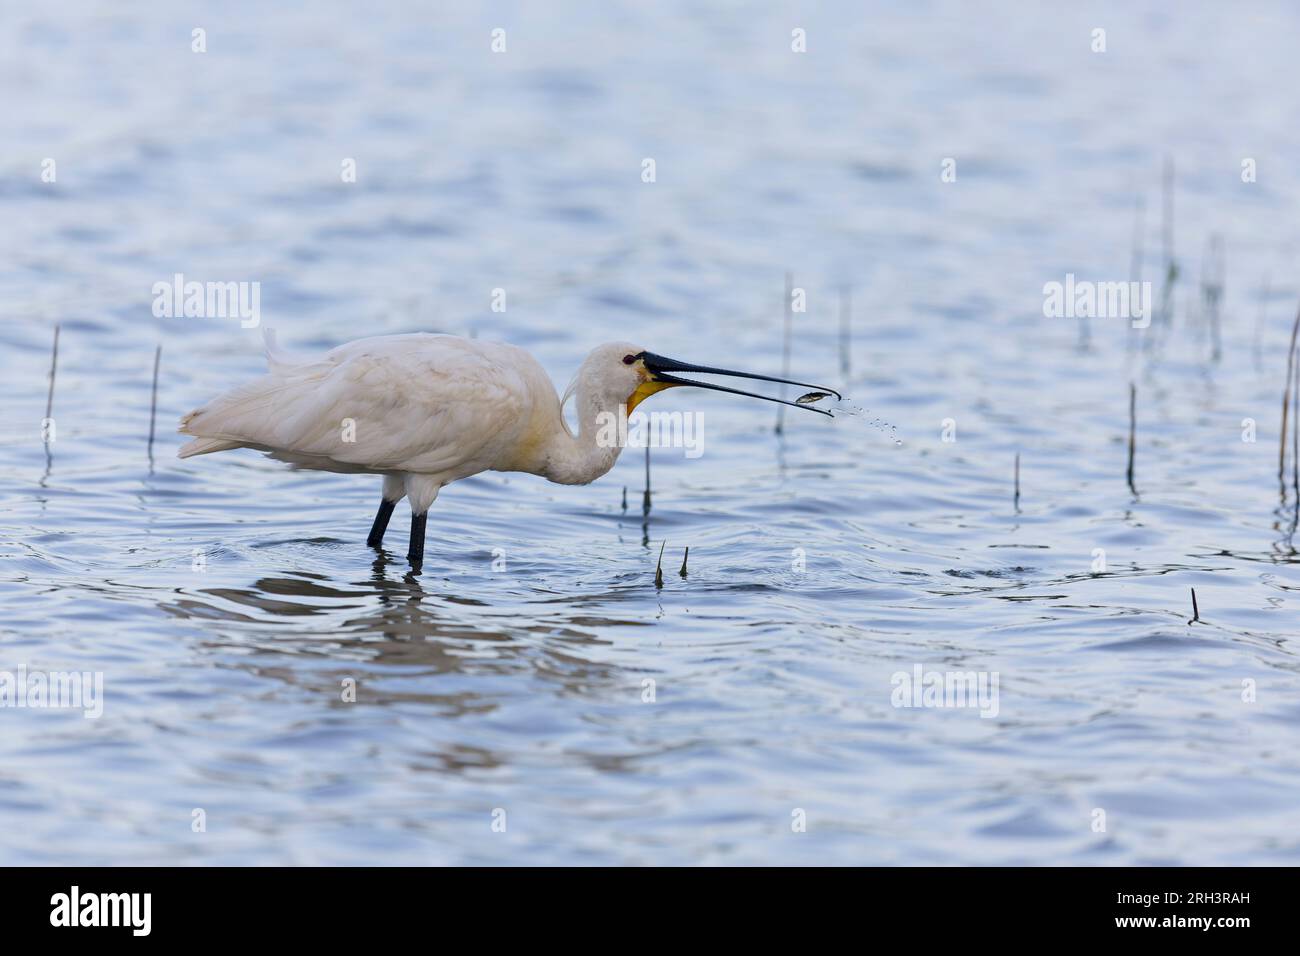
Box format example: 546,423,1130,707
574,341,843,417
572,342,658,415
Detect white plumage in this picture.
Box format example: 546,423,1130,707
179,330,837,567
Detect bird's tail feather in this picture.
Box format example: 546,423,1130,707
176,330,326,460
177,436,245,458
175,378,277,458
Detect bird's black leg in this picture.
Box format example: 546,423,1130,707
407,511,428,568
367,498,398,549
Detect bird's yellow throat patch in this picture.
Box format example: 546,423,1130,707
627,379,676,413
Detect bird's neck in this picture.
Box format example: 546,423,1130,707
541,391,625,485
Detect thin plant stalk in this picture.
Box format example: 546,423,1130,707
147,344,162,465
44,324,60,435
776,271,793,434
1126,383,1137,497
1281,304,1299,494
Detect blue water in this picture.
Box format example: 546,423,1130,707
2,0,1299,864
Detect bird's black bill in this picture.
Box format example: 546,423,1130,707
640,352,842,415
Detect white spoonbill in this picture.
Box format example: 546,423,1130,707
179,333,839,568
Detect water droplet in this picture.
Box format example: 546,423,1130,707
830,401,902,445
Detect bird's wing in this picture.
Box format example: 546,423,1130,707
179,335,539,473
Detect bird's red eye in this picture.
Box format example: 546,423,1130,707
622,354,636,365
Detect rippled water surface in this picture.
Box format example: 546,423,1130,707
3,1,1300,865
